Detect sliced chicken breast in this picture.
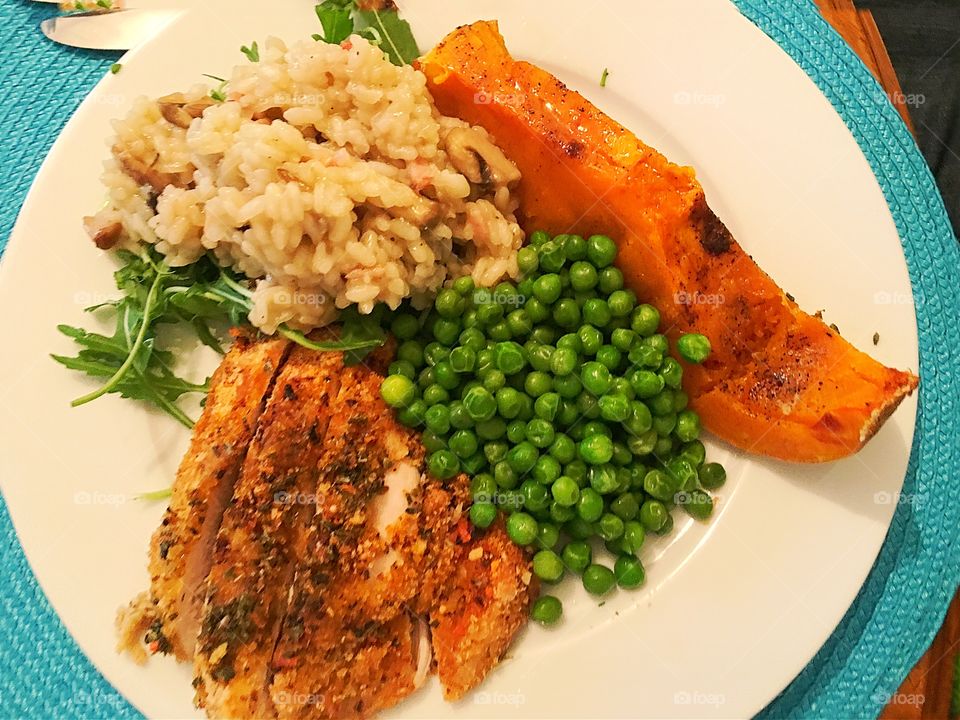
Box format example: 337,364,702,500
148,333,290,660
193,346,344,719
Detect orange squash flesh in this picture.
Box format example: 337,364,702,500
421,21,918,463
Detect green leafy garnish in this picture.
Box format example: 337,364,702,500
110,63,122,75
202,74,229,102
54,246,387,425
136,488,174,502
96,0,113,9
600,67,609,87
313,1,420,66
240,41,259,62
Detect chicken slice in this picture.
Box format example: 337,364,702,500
193,346,344,719
431,518,537,701
148,333,290,660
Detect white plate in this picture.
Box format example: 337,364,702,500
0,0,919,718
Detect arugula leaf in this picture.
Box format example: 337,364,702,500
315,1,354,45
354,7,420,66
240,42,259,62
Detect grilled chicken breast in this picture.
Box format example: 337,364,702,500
194,347,344,718
148,333,290,660
129,338,533,719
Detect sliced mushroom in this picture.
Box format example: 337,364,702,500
391,195,441,227
157,93,213,128
114,145,192,192
83,215,124,250
445,127,521,188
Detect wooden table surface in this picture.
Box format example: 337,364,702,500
814,2,959,718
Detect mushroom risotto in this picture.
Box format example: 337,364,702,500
86,35,523,333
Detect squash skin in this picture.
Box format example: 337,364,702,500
420,21,918,462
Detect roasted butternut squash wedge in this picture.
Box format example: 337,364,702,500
421,21,918,462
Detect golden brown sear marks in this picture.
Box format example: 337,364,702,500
149,333,290,660
194,347,344,720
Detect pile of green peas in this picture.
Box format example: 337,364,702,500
379,230,727,626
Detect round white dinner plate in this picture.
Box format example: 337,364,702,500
0,0,918,717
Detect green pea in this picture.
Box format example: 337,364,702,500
580,361,613,396
433,361,459,391
579,434,614,465
453,275,475,296
397,399,426,428
556,398,580,425
556,333,583,353
630,370,664,399
639,499,669,532
481,370,506,395
614,555,645,589
520,479,550,513
680,440,706,467
610,376,635,400
681,489,714,521
654,512,674,536
528,344,555,373
507,442,539,473
422,430,447,454
526,418,556,449
598,393,630,423
449,401,474,430
582,564,616,595
656,357,681,389
652,412,677,437
677,333,712,363
532,455,562,486
545,434,574,465
476,417,506,441
576,487,604,522
517,246,539,275
390,313,419,340
469,502,497,528
433,317,461,346
540,240,567,273
575,392,600,420
495,387,523,419
553,374,582,399
699,462,727,490
529,229,550,246
597,266,624,293
531,326,557,346
547,347,575,377
550,500,576,523
388,360,415,380
423,342,449,367
525,372,553,398
551,475,580,507
552,299,581,329
533,549,565,582
471,473,497,502
435,288,465,320
643,469,676,502
462,386,496,422
611,327,636,351
627,429,658,456
424,404,451,434
524,297,551,325
561,540,592,574
449,429,479,459
654,436,675,458
562,234,587,260
506,512,539,546
631,304,660,336
565,459,588,485
607,289,636,318
675,410,701,442
580,298,610,328
673,390,690,412
488,321,512,341
532,392,560,422
538,522,560,549
476,347,495,374
380,375,415,409
484,441,509,465
461,453,486,475
578,325,603,355
456,328,484,354
588,464,619,494
447,346,476,374
565,516,595,540
533,274,562,304
597,513,625,541
595,345,622,371
494,341,526,375
620,520,646,554
506,420,527,444
530,595,563,625
648,390,675,416
397,340,424,368
610,493,639,521
585,234,617,267
428,449,460,479
517,394,535,421
494,460,519,489
462,308,479,329
629,343,663,368
569,261,598,292
476,302,504,327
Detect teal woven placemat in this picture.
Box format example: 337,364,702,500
0,1,957,718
